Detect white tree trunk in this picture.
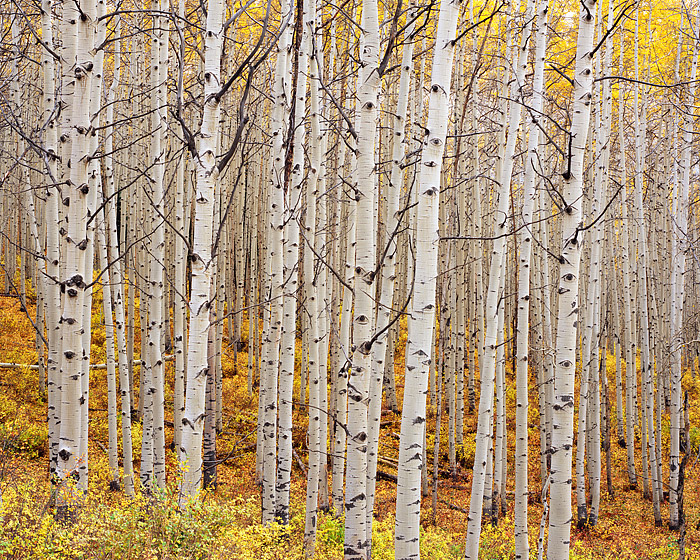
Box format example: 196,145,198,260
304,4,323,549
465,0,532,552
394,1,460,558
97,220,119,489
366,4,416,538
669,10,697,529
515,0,547,553
617,27,637,488
57,0,97,511
103,23,134,495
273,0,309,522
179,0,224,501
345,0,380,553
40,0,62,483
546,1,597,557
268,0,294,525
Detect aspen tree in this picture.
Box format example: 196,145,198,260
532,222,549,490
272,0,310,522
515,0,548,552
493,268,507,521
10,19,44,392
40,0,61,482
633,10,661,524
617,27,637,488
316,125,331,515
332,118,354,518
173,0,188,456
468,2,485,414
344,0,380,550
97,221,119,489
669,8,698,529
143,0,169,489
366,4,417,536
538,182,554,475
75,0,108,494
576,8,607,524
589,0,615,525
57,0,97,511
303,0,323,547
103,22,134,495
179,0,224,501
546,0,597,556
203,277,218,489
465,0,532,552
270,0,294,525
394,0,460,557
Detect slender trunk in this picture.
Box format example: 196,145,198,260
179,0,224,501
394,1,460,557
515,0,548,552
670,9,697,529
268,0,293,524
546,1,597,557
366,7,416,536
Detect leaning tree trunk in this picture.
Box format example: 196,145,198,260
465,0,531,553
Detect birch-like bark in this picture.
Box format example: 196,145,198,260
394,1,460,558
465,0,531,553
269,0,294,525
366,5,416,537
633,12,661,525
97,221,119,489
617,27,637,488
345,0,379,551
515,0,547,552
546,1,597,557
103,23,134,495
669,10,697,529
332,121,354,516
304,2,322,548
576,20,606,524
173,0,188,455
41,0,61,482
493,269,507,520
143,0,169,489
273,0,309,522
179,0,224,501
57,0,97,512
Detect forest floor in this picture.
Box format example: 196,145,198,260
0,292,699,559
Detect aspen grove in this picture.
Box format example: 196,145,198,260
2,0,700,557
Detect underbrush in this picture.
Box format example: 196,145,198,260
0,479,465,560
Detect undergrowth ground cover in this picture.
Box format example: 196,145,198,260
0,294,699,559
